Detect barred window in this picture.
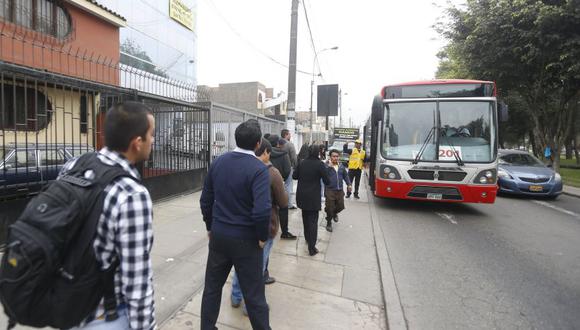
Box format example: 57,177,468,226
0,85,52,131
0,0,72,40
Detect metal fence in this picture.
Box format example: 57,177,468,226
207,102,286,160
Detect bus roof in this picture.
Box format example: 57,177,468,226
381,79,496,99
382,79,494,88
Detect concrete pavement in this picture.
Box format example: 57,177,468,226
161,187,386,330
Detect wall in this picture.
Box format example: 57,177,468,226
0,4,120,85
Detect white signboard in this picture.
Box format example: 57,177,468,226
438,146,462,161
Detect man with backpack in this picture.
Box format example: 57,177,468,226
0,101,157,330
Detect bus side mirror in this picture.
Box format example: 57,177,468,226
499,103,509,122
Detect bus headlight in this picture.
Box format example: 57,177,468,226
473,169,497,184
379,165,401,180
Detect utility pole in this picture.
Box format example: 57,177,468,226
286,0,299,140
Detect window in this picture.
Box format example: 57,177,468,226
0,85,52,131
0,0,72,40
39,149,65,166
4,150,37,169
80,95,87,134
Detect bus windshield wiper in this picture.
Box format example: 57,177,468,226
412,126,435,165
440,134,464,166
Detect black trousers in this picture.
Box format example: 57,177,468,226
348,169,362,195
301,210,319,253
279,207,289,235
201,234,270,330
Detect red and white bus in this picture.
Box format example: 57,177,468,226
363,79,507,203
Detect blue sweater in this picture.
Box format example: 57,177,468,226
325,163,351,191
200,151,271,241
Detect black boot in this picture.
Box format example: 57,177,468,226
326,220,333,232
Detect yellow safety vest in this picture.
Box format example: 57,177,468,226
348,148,365,170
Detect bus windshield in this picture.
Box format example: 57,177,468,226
381,101,496,163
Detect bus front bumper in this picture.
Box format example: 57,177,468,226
374,180,497,203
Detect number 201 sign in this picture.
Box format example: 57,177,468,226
439,146,462,161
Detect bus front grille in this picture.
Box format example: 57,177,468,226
408,170,435,180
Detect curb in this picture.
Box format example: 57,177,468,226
366,181,407,330
562,191,580,198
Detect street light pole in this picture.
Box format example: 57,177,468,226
309,46,338,144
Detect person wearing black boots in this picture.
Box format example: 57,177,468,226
293,144,330,256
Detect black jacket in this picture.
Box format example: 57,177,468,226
293,158,330,211
270,147,291,180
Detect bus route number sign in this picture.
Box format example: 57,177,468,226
438,146,462,161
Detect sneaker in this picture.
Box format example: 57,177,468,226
333,215,339,223
354,194,360,199
309,247,319,256
325,224,333,232
264,276,276,285
280,232,297,240
346,193,351,198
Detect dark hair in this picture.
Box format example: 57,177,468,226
264,133,271,140
281,129,290,138
104,101,152,152
255,138,272,157
267,134,280,147
235,119,262,150
329,149,340,157
298,143,309,161
319,144,326,160
308,144,320,159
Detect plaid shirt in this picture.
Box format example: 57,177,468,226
61,148,156,330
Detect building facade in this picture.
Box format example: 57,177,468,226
97,0,197,84
200,81,287,116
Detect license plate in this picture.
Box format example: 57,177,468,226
529,185,543,192
427,193,443,200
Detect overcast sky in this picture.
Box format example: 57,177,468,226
196,0,459,127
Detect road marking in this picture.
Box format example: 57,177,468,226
531,200,580,219
435,212,458,224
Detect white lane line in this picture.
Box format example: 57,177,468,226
531,200,580,219
435,212,458,224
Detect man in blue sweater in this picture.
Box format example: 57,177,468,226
200,119,271,330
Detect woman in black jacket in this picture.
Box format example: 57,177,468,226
293,144,330,256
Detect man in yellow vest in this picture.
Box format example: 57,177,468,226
346,139,365,199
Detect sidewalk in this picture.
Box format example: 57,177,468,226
563,185,580,198
161,184,386,330
0,185,386,329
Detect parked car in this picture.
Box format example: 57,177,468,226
497,149,562,198
0,144,93,199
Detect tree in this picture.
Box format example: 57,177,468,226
437,0,580,171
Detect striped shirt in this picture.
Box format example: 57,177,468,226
61,148,156,330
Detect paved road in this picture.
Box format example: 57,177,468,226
374,193,580,329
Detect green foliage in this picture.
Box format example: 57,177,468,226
436,0,580,170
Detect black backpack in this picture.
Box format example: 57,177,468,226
0,152,134,329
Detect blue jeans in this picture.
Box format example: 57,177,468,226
231,238,274,304
284,168,296,207
71,307,130,330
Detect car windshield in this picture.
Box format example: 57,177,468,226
500,153,544,167
0,148,13,164
381,100,496,163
